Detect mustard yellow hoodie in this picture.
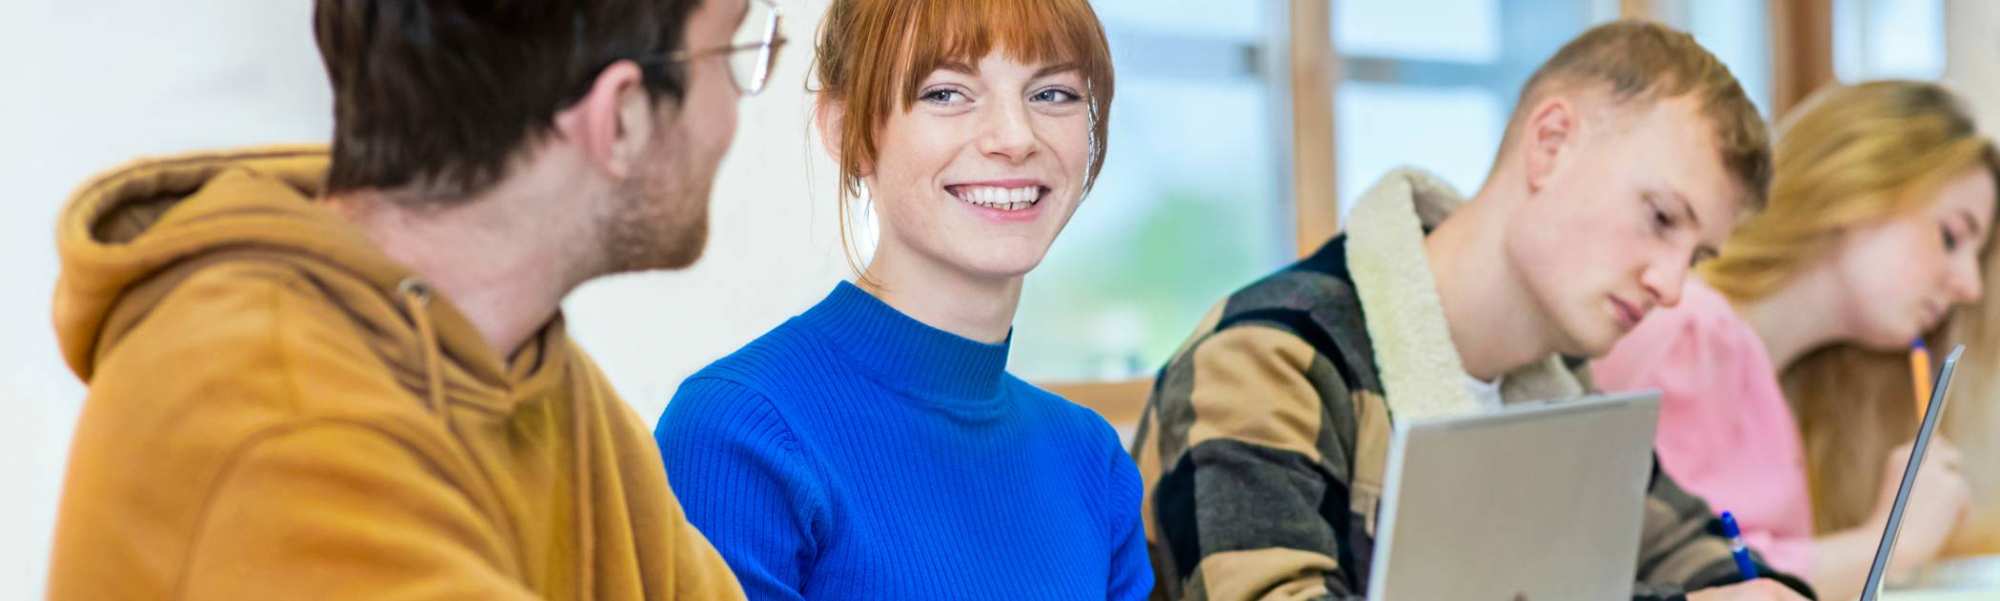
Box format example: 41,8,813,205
48,146,744,600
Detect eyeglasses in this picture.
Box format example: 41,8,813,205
668,0,786,96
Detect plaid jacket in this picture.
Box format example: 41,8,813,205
1129,170,1815,601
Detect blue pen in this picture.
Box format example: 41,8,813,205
1720,511,1760,580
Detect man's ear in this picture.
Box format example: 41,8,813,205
814,96,869,177
1520,95,1577,195
553,60,656,179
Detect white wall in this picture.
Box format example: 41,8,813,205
0,1,840,597
1946,0,2000,132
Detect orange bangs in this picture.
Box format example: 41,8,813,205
814,0,1115,198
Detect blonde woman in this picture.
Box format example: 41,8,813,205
1596,80,1998,601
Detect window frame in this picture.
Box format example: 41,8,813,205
1049,0,1835,428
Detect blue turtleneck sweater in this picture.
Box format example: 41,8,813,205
654,282,1151,600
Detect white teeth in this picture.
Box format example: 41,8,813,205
952,185,1041,210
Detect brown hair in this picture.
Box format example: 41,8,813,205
314,0,702,204
1500,20,1771,210
812,0,1115,274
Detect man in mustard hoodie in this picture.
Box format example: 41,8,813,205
47,0,778,598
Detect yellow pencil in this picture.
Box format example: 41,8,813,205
1911,339,1933,423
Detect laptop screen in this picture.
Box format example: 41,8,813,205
1860,344,1964,601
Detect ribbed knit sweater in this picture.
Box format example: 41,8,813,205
655,282,1152,600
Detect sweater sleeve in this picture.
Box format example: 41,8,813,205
1147,324,1366,600
656,377,828,601
1633,463,1817,600
1098,417,1156,601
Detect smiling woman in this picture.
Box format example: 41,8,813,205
813,0,1115,298
651,1,1152,600
845,51,1096,332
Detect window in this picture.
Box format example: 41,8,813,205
1833,0,1945,82
1025,0,1900,399
1658,0,1776,116
1023,0,1625,384
1331,0,1609,216
1010,1,1295,381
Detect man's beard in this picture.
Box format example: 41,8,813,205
597,138,711,275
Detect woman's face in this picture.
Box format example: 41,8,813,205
862,50,1093,285
1832,166,1997,349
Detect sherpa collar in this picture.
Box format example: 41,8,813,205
1342,168,1586,421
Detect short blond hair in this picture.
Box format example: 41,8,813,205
1500,20,1770,210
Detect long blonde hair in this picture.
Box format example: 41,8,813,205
1699,81,1999,535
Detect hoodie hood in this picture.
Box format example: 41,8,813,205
53,145,544,409
46,147,749,601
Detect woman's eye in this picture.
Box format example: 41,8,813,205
920,89,966,104
1942,225,1961,252
1031,88,1081,103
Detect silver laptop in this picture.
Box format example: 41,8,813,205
1365,392,1662,601
1861,345,1965,601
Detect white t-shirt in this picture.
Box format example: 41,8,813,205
1464,373,1505,413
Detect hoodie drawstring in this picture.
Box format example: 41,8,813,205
397,278,447,416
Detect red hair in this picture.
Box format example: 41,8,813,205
812,0,1115,272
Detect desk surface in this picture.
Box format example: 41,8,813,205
1880,591,1999,601
1881,555,2000,600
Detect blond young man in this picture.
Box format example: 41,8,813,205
1133,21,1814,601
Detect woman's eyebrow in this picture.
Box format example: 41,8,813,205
1033,62,1080,79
